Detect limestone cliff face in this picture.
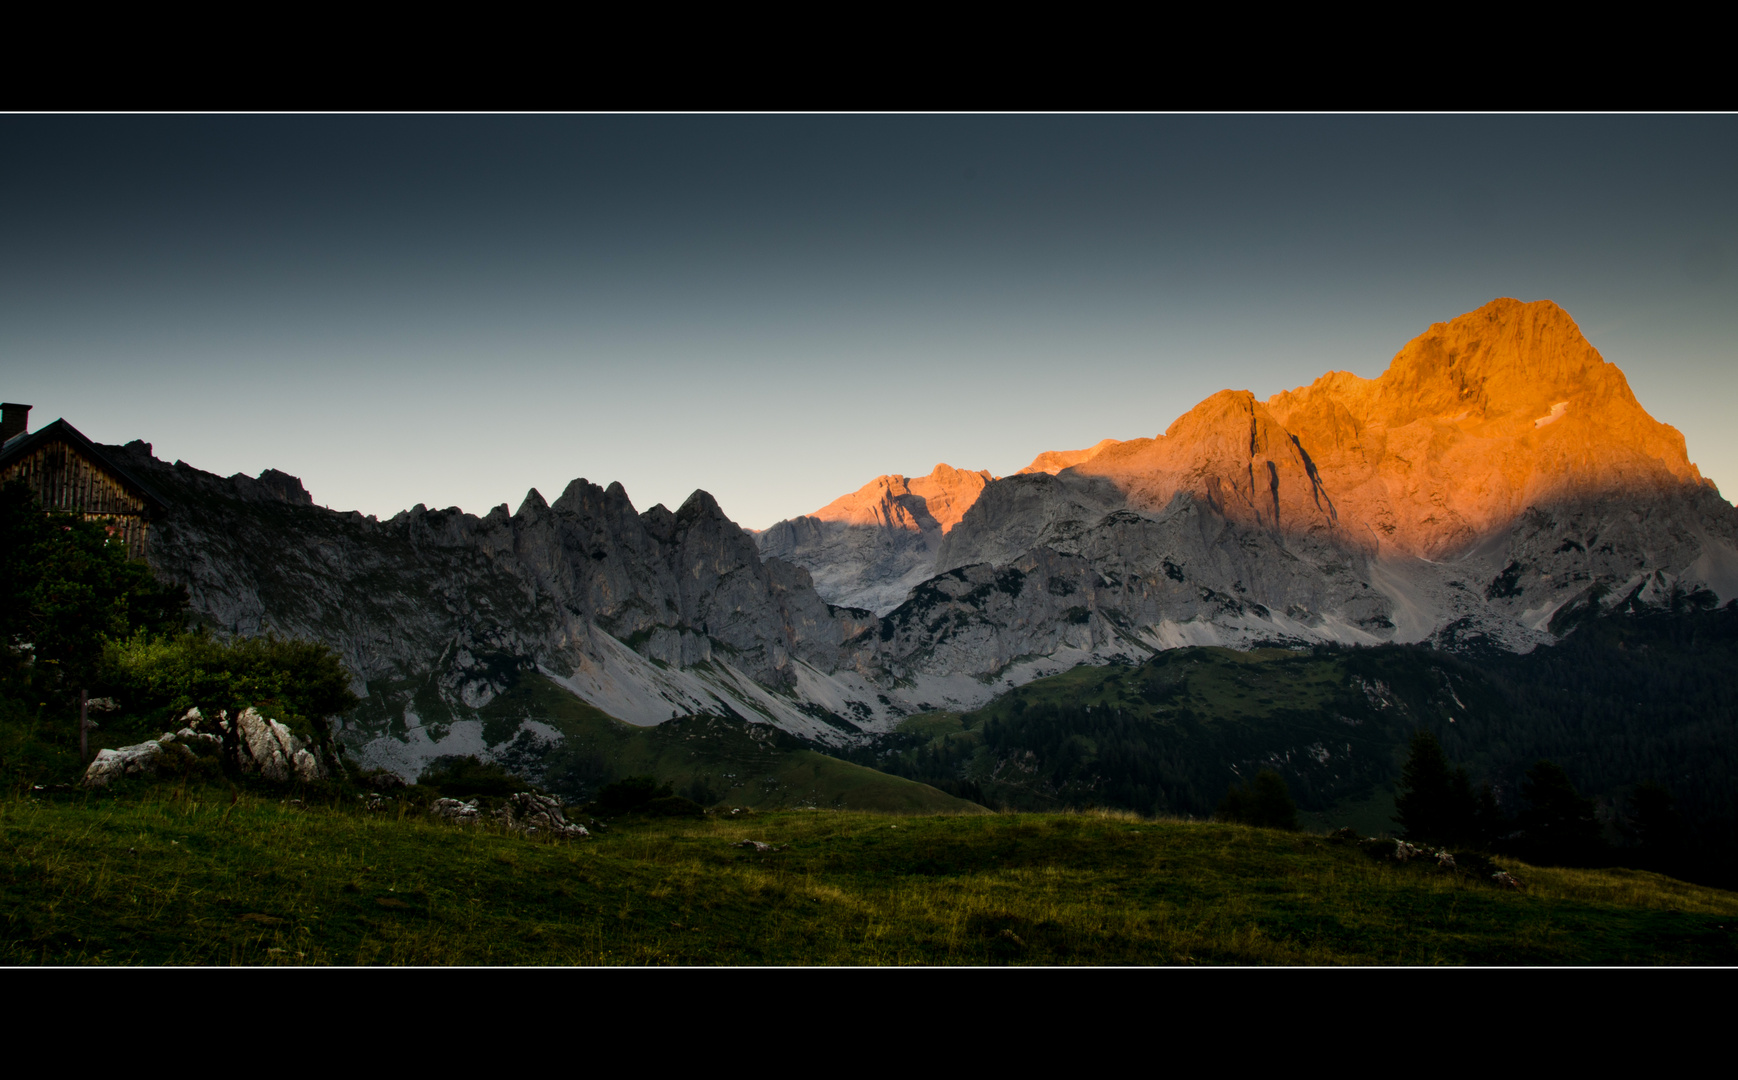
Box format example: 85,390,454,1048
971,300,1690,567
798,463,994,533
1061,390,1342,543
756,463,994,614
1264,298,1710,559
892,299,1738,675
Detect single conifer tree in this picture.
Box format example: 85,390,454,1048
1251,770,1298,830
1395,730,1475,845
1628,780,1686,872
1217,769,1297,830
1515,760,1606,866
1446,765,1476,844
1217,778,1253,824
1472,780,1506,849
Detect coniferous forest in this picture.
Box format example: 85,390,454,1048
846,603,1738,887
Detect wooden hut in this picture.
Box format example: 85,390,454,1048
0,403,161,558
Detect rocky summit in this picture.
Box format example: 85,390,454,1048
124,298,1738,777
756,463,995,614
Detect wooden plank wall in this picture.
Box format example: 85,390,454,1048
2,441,150,558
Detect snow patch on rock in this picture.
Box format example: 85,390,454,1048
1533,401,1569,428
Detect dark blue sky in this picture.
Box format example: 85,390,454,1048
3,115,1733,526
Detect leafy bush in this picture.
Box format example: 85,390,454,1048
1,480,187,694
150,739,225,785
101,630,358,741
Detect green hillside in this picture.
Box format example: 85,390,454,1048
433,670,983,814
6,790,1735,965
853,644,1453,819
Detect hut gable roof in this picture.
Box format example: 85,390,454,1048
0,418,165,512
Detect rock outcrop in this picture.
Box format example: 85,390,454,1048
84,739,177,787
493,792,589,837
430,798,482,823
82,724,222,788
81,704,342,788
233,707,328,784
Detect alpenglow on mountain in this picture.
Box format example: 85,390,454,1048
119,298,1738,778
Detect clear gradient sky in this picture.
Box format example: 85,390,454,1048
3,115,1734,529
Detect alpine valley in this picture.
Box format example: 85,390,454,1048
111,299,1738,827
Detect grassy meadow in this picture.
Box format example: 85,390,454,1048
5,787,1736,966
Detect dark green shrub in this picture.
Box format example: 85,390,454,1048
356,768,407,793
154,741,224,784
683,776,719,807
1217,770,1298,830
418,755,520,798
643,795,705,818
1451,849,1498,879
1358,837,1399,860
595,775,672,815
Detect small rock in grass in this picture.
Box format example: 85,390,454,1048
83,741,169,787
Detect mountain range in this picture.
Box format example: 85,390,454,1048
113,298,1738,779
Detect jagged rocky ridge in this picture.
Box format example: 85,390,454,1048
112,445,902,756
115,298,1738,777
